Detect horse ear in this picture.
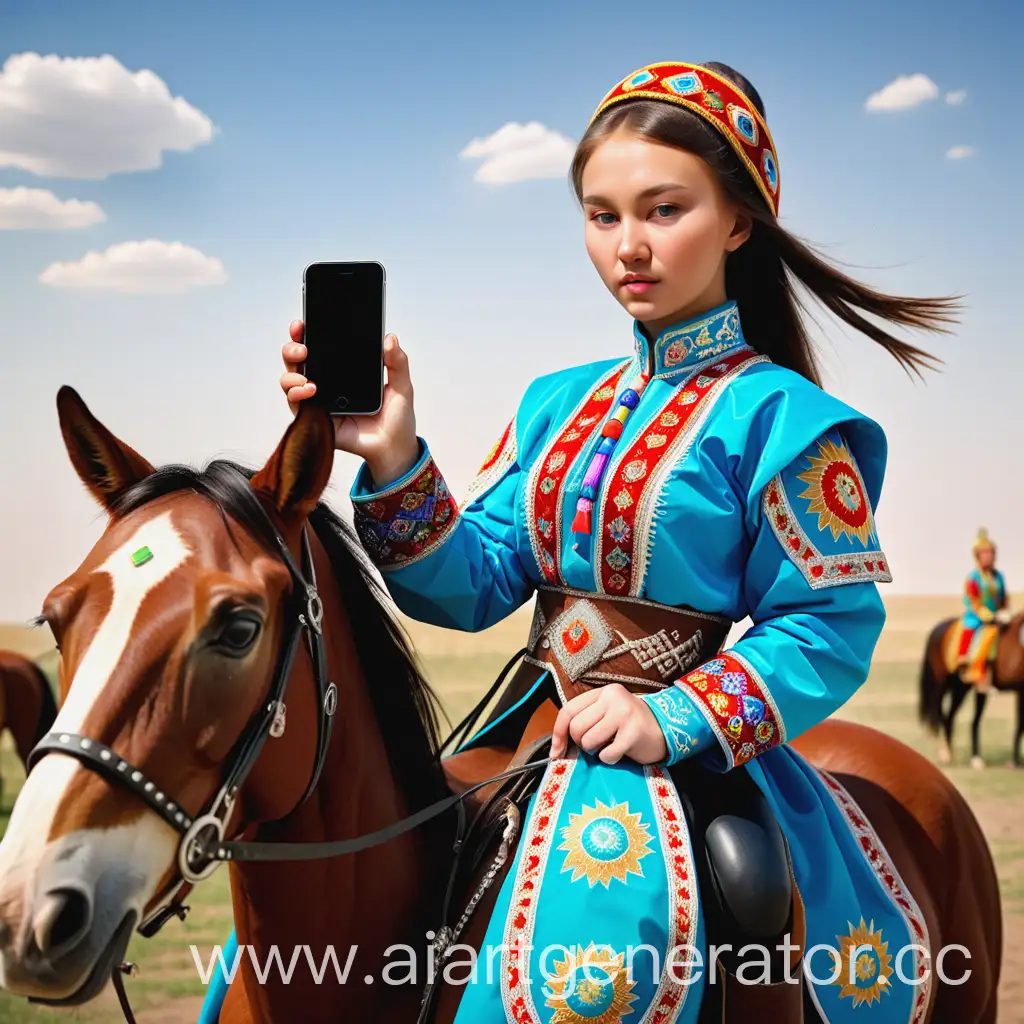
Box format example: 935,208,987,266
57,386,156,512
250,403,335,521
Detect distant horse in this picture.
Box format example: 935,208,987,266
0,651,58,806
0,388,1002,1022
919,613,1024,769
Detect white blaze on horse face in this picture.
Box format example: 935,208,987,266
0,511,191,925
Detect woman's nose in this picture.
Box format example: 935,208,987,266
617,222,650,263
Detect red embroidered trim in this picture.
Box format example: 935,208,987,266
597,350,756,595
818,769,933,1024
528,364,628,584
461,416,517,509
646,765,699,1023
764,477,893,589
502,756,576,1023
352,456,458,570
479,419,515,474
678,652,784,768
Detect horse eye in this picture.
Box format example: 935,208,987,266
215,615,262,654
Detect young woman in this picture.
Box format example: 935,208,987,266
205,60,956,1024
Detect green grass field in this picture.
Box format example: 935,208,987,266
0,654,1020,1022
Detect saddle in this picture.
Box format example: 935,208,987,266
943,618,1006,686
433,588,808,1024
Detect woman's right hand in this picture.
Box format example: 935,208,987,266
280,320,421,489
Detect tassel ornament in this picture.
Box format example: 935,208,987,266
571,377,647,536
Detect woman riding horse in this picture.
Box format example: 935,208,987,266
919,530,1021,769
0,59,1002,1024
951,530,1010,694
266,59,971,1023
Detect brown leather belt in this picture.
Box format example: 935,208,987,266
511,586,732,705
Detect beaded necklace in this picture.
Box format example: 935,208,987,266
571,374,649,535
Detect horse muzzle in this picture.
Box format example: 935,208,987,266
0,826,165,1003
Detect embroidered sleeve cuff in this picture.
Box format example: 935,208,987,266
641,687,716,766
674,651,786,769
350,439,459,570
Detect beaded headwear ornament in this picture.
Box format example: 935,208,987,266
589,61,780,216
973,528,996,561
570,62,779,539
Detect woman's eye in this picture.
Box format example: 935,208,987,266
652,204,678,218
215,616,262,654
592,212,617,225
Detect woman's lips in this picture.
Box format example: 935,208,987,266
624,280,655,294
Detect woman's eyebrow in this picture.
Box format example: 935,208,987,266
582,182,690,205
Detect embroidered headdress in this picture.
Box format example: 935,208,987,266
589,61,780,216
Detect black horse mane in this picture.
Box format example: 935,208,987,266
113,459,450,819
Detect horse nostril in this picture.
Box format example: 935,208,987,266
32,887,93,958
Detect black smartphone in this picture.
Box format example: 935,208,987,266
301,261,385,415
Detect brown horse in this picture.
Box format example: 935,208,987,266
0,388,1003,1022
0,652,58,808
918,615,1024,769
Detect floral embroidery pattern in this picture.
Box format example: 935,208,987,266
677,651,784,768
818,769,932,1024
595,349,759,595
643,687,704,763
764,475,893,590
352,456,458,570
796,436,877,546
645,764,699,1021
558,800,654,888
527,363,629,584
502,756,577,1023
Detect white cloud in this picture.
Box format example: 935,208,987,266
0,186,105,229
946,145,975,160
945,89,967,105
39,240,226,293
865,73,939,111
0,52,214,179
459,121,575,184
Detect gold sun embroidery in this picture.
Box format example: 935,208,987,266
558,800,654,888
545,943,639,1024
831,918,894,1008
796,437,876,546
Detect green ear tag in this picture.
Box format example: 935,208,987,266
131,546,153,567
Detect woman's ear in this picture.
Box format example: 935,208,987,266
725,209,753,252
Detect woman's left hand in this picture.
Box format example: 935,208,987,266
549,684,669,764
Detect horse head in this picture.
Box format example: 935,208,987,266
0,386,339,1004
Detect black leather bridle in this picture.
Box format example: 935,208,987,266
24,472,548,1021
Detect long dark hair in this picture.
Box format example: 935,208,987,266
571,62,957,384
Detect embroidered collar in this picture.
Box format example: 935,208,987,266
633,300,747,379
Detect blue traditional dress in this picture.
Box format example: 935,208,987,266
198,301,933,1024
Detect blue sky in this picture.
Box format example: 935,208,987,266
1,0,1021,620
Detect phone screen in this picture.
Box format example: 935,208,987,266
302,261,385,415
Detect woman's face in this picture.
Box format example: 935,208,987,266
978,547,996,571
581,128,751,336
